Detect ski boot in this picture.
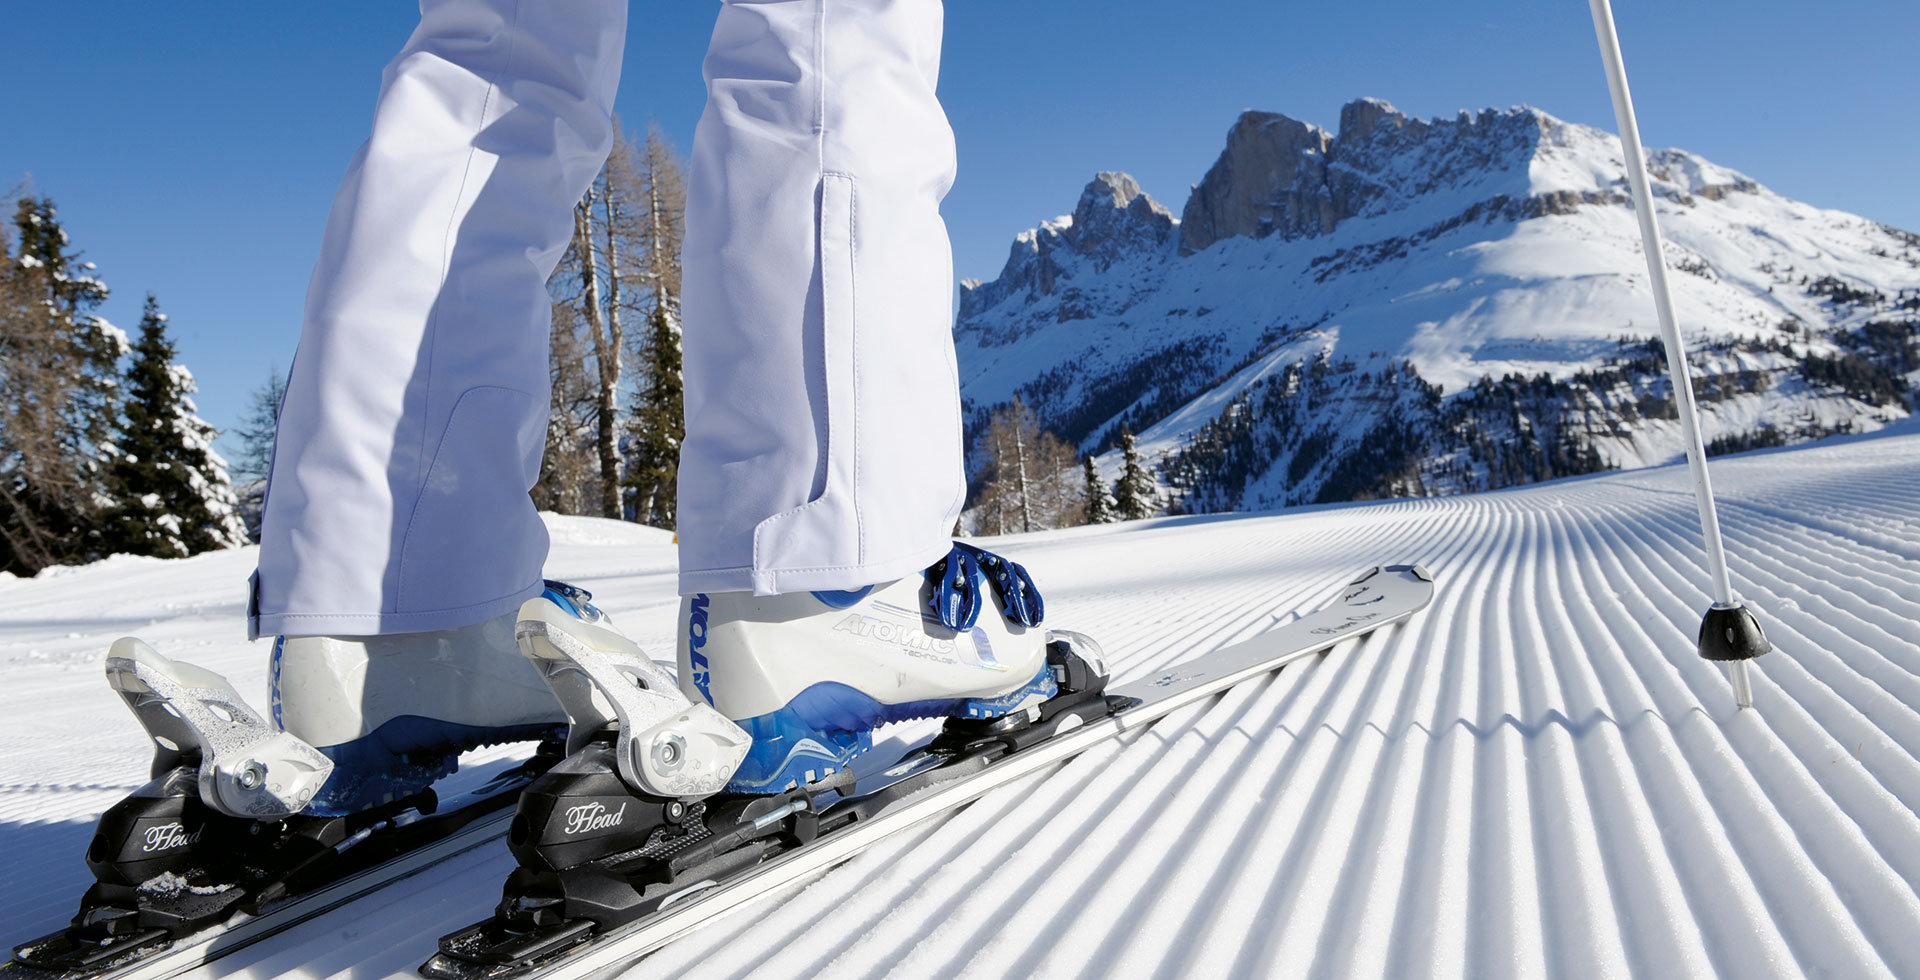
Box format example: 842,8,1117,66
9,589,583,978
682,542,1065,792
271,597,569,815
425,545,1119,979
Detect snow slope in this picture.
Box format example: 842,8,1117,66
4,429,1920,978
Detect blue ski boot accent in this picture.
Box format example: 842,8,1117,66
724,660,1058,794
304,717,564,816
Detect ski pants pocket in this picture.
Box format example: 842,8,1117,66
396,385,547,613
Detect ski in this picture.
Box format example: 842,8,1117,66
420,563,1435,980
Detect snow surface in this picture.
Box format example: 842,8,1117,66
3,431,1920,978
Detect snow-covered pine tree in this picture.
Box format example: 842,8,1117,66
1112,428,1159,521
1083,454,1115,524
0,197,128,574
100,296,247,558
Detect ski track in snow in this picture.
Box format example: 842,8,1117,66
2,434,1918,978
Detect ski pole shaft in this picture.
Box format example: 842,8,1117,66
1587,0,1766,708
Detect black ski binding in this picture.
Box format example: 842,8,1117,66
6,642,561,980
423,630,1123,980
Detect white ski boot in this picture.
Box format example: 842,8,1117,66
679,543,1058,793
270,584,574,814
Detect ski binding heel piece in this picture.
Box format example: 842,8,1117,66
516,599,750,800
106,638,332,819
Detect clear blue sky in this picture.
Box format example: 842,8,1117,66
4,0,1913,454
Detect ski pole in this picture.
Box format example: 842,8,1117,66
1586,0,1770,709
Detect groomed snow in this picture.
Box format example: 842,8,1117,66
3,427,1919,978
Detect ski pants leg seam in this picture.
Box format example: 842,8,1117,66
399,0,525,612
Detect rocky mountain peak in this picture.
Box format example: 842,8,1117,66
958,171,1174,320
1338,97,1409,141
1076,171,1152,217
1068,172,1175,261
1176,111,1336,255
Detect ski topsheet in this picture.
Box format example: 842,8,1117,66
421,564,1435,980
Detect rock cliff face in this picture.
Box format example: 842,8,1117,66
1177,98,1560,254
1177,112,1336,252
953,99,1920,517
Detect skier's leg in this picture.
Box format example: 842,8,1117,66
250,0,627,813
675,0,1060,793
677,0,968,598
254,0,626,640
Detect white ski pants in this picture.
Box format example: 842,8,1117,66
252,0,964,638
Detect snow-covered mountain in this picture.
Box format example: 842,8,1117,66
955,99,1920,512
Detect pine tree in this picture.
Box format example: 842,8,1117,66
231,366,286,486
228,367,287,542
1083,454,1115,524
0,197,128,574
99,296,247,558
621,123,689,529
12,198,121,452
625,303,683,528
1112,428,1159,521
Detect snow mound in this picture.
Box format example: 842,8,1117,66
540,511,677,549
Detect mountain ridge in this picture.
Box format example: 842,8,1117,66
953,98,1919,518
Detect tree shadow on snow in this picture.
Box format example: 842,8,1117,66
0,818,100,943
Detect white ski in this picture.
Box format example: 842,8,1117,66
422,564,1434,980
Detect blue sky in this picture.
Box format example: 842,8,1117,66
4,0,1914,453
